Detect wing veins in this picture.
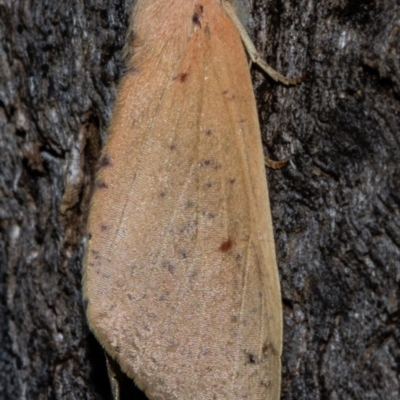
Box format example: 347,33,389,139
206,26,267,392
106,50,196,265
139,29,209,349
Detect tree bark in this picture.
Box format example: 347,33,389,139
0,0,399,399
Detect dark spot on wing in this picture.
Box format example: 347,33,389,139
162,261,175,274
205,129,213,136
173,72,189,82
199,159,221,170
98,154,112,169
204,182,212,188
126,30,136,47
219,238,233,252
186,200,195,208
246,352,258,364
192,3,203,27
201,211,216,219
179,249,189,259
262,341,277,359
100,224,109,231
179,221,195,236
228,178,236,185
200,159,211,167
169,144,177,150
124,65,139,75
159,191,166,198
192,13,201,27
95,179,108,190
91,249,101,259
222,89,235,100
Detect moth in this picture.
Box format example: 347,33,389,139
83,0,300,399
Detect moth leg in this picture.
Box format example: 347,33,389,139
223,0,303,85
105,353,121,400
264,156,288,169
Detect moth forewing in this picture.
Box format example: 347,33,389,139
83,0,301,398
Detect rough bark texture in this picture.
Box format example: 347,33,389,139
0,0,399,399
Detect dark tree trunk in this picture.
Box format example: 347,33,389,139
0,0,399,399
